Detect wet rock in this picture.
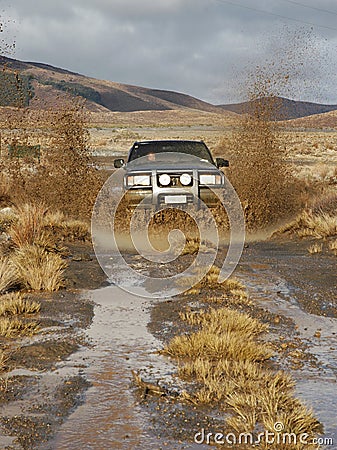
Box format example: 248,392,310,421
72,253,92,262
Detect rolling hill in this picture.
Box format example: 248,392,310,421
220,97,337,121
1,55,337,121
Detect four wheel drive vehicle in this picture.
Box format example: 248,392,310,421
113,140,229,208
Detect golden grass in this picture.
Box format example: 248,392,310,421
280,210,337,239
307,243,323,254
42,210,66,227
163,307,272,363
9,203,48,247
182,265,245,295
9,204,90,249
329,239,337,256
12,244,67,291
0,350,6,371
0,257,19,294
0,208,17,232
163,296,322,442
162,328,272,362
43,210,90,241
59,219,90,241
179,307,268,336
0,317,39,337
329,239,337,250
180,238,212,256
181,237,200,255
0,292,40,316
204,289,252,306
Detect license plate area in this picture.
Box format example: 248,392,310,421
164,195,187,204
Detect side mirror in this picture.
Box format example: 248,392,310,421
114,158,125,168
216,157,229,168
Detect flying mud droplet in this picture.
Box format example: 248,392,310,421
220,27,329,231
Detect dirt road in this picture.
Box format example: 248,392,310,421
0,238,336,449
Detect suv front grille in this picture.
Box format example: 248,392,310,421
157,172,193,188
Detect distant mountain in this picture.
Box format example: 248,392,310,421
1,55,337,120
0,55,222,114
219,97,337,121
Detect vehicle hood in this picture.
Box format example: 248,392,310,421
125,156,218,172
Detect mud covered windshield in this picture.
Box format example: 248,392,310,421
128,141,215,164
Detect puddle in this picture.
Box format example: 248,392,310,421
50,286,204,449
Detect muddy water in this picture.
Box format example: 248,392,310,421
50,287,203,450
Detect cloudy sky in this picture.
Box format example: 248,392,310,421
3,0,337,104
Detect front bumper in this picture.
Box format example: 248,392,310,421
123,186,223,208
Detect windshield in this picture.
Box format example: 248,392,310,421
128,141,215,164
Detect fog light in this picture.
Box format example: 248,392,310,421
180,173,192,186
159,173,171,186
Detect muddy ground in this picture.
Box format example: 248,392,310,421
0,235,336,449
0,242,107,449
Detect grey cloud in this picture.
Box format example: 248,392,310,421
4,0,337,103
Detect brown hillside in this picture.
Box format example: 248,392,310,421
283,110,337,129
1,56,336,122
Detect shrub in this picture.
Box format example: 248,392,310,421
0,292,40,316
12,244,67,291
0,317,39,337
0,257,18,294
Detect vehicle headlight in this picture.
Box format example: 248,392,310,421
199,174,222,185
180,173,192,186
158,173,171,186
126,174,151,186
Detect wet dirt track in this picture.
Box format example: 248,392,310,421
49,287,203,450
1,238,336,449
238,240,337,445
53,239,336,449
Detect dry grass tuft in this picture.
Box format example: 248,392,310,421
162,328,271,362
162,308,272,362
204,289,252,306
307,243,323,254
181,237,200,255
182,265,246,296
9,203,48,248
0,350,7,371
180,238,213,255
0,257,19,294
0,292,40,316
59,219,90,241
179,307,268,336
42,210,90,241
164,276,321,441
0,208,17,232
12,244,67,291
279,210,337,239
0,317,39,337
228,288,251,303
328,239,337,256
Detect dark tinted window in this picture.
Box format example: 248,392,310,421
128,141,214,164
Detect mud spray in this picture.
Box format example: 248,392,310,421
220,27,330,233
